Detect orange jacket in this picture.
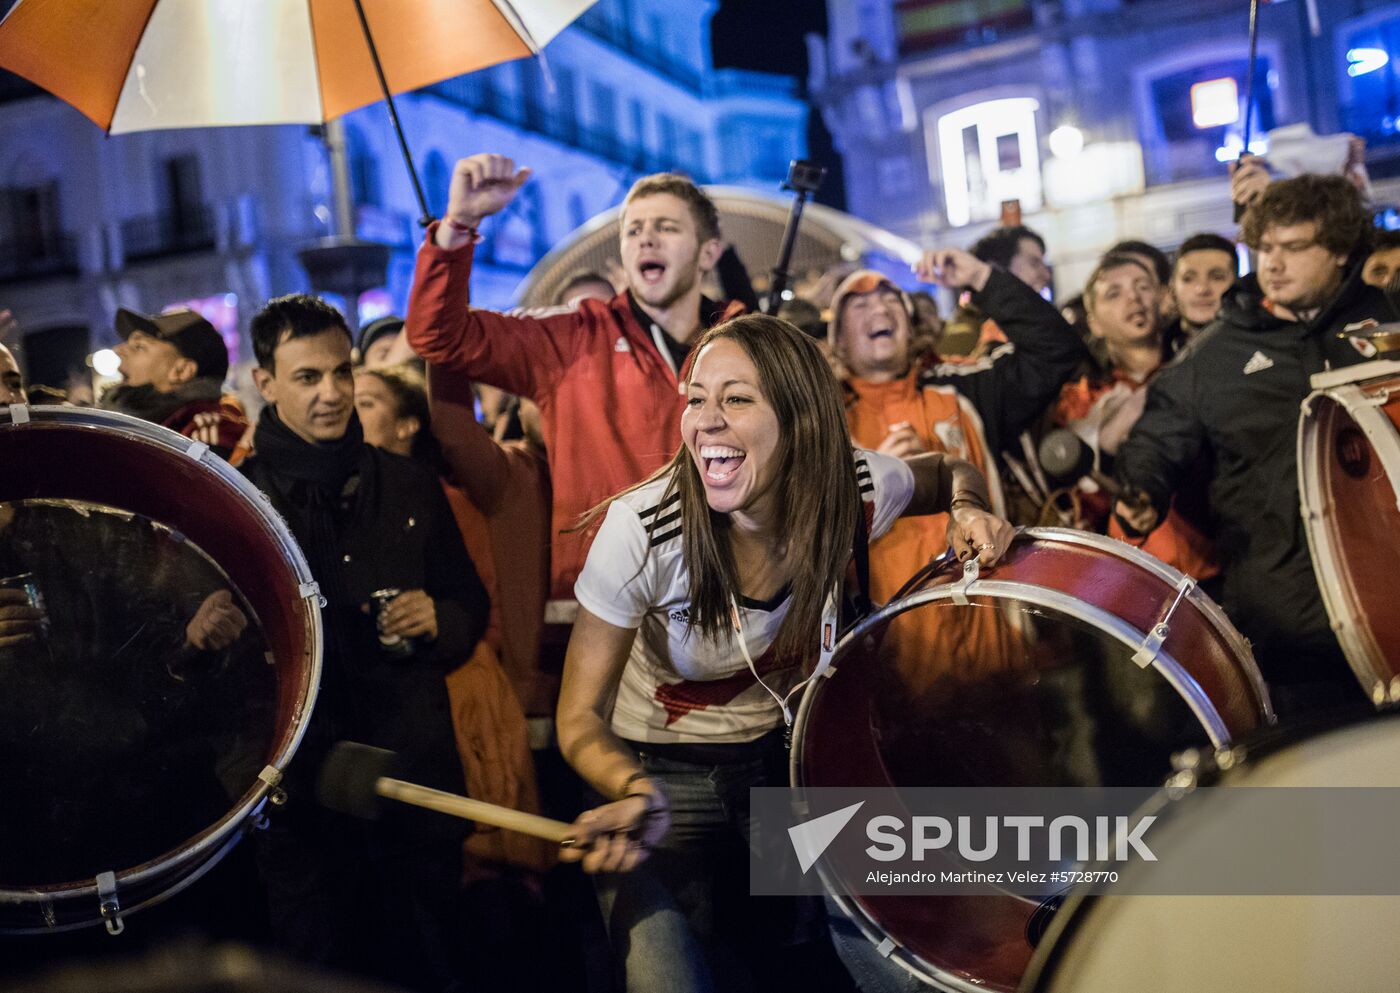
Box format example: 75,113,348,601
844,371,1025,694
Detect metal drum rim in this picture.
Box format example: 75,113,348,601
0,404,323,926
1297,383,1400,703
1016,707,1400,993
789,527,1264,991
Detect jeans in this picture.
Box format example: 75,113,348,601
593,737,822,993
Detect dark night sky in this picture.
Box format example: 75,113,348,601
710,0,846,208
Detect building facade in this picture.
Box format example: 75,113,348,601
0,0,806,391
812,0,1400,293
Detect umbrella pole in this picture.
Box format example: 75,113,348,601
352,0,433,227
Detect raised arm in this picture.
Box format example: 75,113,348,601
916,247,1087,451
404,154,577,399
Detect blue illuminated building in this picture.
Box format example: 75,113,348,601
812,0,1400,292
0,0,805,392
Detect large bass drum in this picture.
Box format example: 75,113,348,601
0,405,321,933
791,528,1272,992
1019,711,1400,993
1298,358,1400,705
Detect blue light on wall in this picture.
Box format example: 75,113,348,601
1347,48,1390,78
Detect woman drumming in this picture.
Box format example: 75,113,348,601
556,314,1014,991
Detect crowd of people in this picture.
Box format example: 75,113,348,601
1,144,1398,993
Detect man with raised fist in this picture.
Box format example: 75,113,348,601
404,154,740,598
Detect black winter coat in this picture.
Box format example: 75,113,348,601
918,266,1088,458
1117,265,1398,684
243,444,489,839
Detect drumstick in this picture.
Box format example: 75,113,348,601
317,740,575,844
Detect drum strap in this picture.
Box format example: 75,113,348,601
851,504,872,621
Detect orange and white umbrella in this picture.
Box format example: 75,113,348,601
0,0,594,217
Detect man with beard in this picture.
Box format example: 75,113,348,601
405,154,741,598
1116,174,1398,715
241,294,489,993
104,307,248,460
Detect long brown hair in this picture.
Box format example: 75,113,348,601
584,313,861,662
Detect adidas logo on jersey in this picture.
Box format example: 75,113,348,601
1242,351,1274,375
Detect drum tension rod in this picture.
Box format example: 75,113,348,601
950,557,981,606
1131,575,1195,669
96,870,123,936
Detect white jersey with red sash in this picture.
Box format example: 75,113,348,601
574,448,913,744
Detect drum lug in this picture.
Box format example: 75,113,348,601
96,871,124,936
1131,623,1169,669
259,765,288,810
951,557,981,606
1165,749,1201,799
8,402,29,424
299,581,326,609
184,440,210,463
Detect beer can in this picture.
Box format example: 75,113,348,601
369,587,413,657
0,572,49,640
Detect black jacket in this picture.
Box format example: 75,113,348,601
243,444,489,835
1117,265,1398,684
919,266,1088,457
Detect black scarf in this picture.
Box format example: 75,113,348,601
251,408,370,639
102,378,221,424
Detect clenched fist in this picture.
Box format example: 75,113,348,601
435,154,533,249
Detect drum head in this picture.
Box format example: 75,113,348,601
793,529,1270,992
0,407,321,931
1299,365,1400,703
1020,712,1400,993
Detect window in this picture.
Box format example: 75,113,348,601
658,115,679,169
1150,58,1274,149
344,126,381,207
1337,12,1400,146
424,152,450,219
591,82,619,136
569,191,590,230
931,97,1042,227
164,154,204,224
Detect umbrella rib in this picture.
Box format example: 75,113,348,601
106,0,165,132
349,0,431,226
301,1,329,124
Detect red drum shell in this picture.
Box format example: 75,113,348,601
791,527,1272,992
0,406,321,932
1298,361,1400,704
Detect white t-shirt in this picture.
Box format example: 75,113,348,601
574,448,915,744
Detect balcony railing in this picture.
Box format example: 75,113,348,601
120,206,216,261
709,68,800,101
426,78,707,181
0,234,78,284
573,10,704,93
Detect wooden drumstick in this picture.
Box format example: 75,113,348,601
374,777,574,843
317,740,575,845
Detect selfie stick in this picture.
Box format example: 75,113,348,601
764,160,827,314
